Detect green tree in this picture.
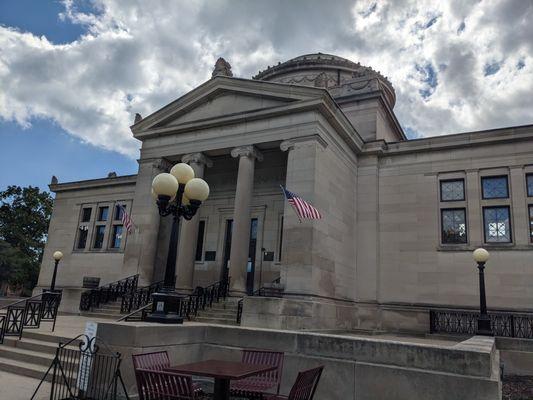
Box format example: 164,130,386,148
0,186,53,293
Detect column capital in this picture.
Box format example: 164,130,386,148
280,134,328,152
181,152,213,168
231,145,263,162
138,157,173,172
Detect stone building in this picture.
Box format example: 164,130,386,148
36,53,533,332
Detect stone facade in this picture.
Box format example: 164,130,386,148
37,53,533,331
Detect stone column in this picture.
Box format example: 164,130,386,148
123,158,171,286
229,145,263,295
175,153,213,293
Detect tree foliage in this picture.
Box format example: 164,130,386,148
0,186,53,292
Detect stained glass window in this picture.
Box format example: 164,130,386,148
483,207,511,243
441,209,467,244
527,174,533,197
440,179,465,201
482,176,509,199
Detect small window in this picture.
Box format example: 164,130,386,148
195,221,206,261
98,206,109,221
441,209,467,244
527,174,533,197
440,179,465,201
77,226,88,249
482,176,509,199
82,208,92,222
483,206,512,243
115,204,126,221
110,225,123,249
93,225,106,249
529,205,533,243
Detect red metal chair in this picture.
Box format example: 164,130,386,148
136,368,198,400
265,366,324,400
132,350,171,371
132,351,203,399
230,349,284,398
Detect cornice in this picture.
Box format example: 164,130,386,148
49,175,137,193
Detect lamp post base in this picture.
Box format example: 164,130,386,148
477,316,492,336
145,291,185,324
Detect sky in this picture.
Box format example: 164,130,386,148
0,0,532,192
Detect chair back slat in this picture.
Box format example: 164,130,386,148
288,366,324,400
241,349,284,393
132,351,170,371
137,368,195,400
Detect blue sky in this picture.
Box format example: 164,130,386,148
0,0,137,193
1,1,532,194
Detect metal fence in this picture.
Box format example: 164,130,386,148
79,275,138,311
430,309,533,338
0,291,61,344
31,334,129,400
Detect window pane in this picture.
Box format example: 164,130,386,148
440,180,465,201
98,206,109,221
195,221,206,261
527,175,533,197
483,207,511,243
441,209,467,244
82,208,92,222
77,226,88,249
111,225,123,248
529,205,533,243
93,225,106,248
482,176,509,199
115,204,125,221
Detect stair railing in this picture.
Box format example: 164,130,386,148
0,291,61,344
79,274,139,311
120,280,164,314
117,277,230,322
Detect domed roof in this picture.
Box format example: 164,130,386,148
253,53,395,107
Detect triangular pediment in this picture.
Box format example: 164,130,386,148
131,76,326,133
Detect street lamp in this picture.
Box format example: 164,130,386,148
473,248,492,336
50,251,63,292
146,163,210,323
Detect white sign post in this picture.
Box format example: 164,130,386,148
76,321,98,394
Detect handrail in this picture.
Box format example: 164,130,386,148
120,279,164,314
116,303,152,322
80,274,139,311
0,291,59,311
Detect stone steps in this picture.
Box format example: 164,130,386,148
192,297,240,325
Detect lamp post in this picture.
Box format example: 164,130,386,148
50,251,63,292
146,163,210,323
473,248,492,336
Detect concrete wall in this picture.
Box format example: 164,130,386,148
97,322,501,400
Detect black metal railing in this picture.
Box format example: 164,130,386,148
118,277,230,322
0,291,61,344
31,334,129,400
120,280,164,314
251,276,283,297
79,274,139,311
430,308,533,338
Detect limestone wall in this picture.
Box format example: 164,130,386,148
97,322,502,400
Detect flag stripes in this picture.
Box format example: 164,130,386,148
120,205,135,233
281,186,322,221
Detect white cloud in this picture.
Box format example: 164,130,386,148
0,0,532,157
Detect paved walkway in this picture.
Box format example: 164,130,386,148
0,371,49,400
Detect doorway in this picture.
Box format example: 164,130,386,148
221,218,259,294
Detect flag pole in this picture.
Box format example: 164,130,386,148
280,185,302,224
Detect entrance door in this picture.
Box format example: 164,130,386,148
221,218,258,294
246,218,258,295
221,219,233,280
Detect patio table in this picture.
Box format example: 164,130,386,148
166,359,277,400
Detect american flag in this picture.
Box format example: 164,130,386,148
119,205,135,233
280,185,322,221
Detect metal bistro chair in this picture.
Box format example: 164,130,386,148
136,368,199,400
132,351,203,399
265,366,324,400
230,349,284,399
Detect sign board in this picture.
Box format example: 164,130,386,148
77,321,98,392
